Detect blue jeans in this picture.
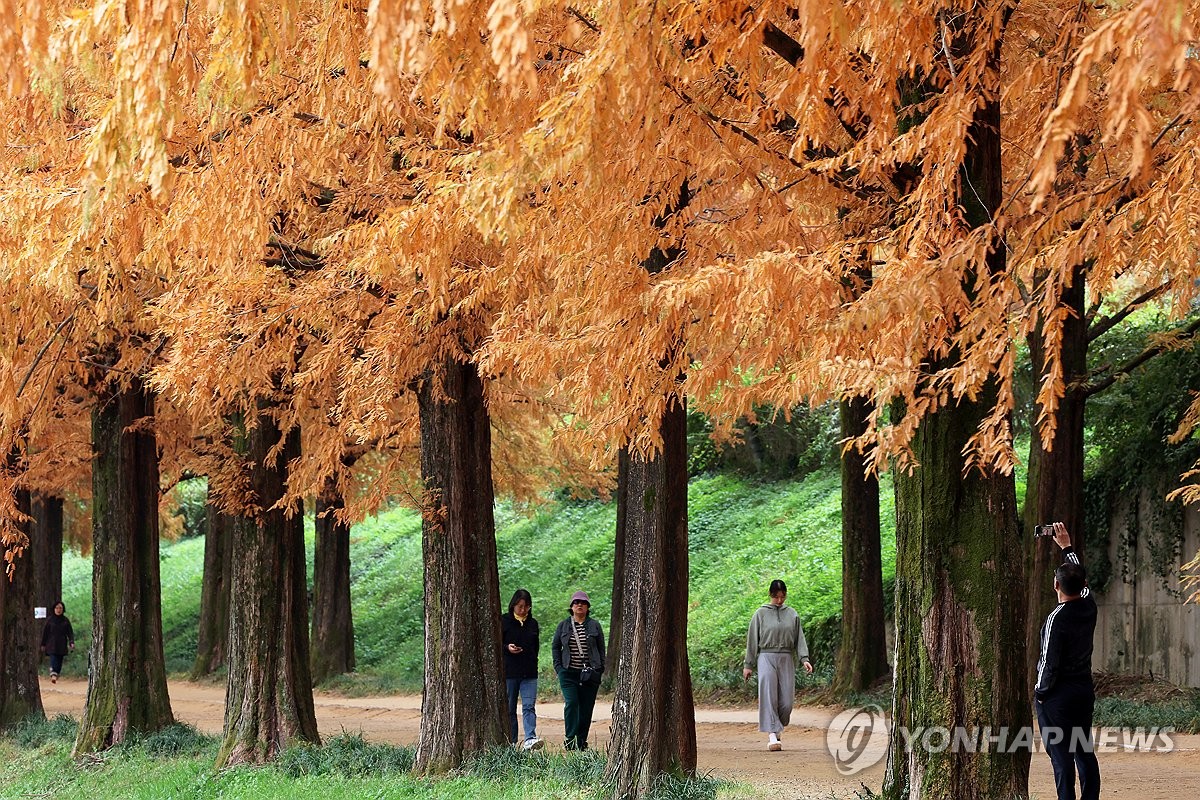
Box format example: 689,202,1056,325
48,653,64,675
506,678,538,743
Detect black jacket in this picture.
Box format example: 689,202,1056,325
1035,547,1097,698
41,614,75,656
552,616,605,674
500,612,540,680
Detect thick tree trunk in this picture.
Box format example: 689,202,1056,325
0,488,44,728
31,493,64,612
218,419,319,766
310,475,355,684
882,13,1029,797
883,393,1029,799
606,398,697,798
414,358,507,774
192,502,233,678
1023,267,1087,695
833,397,888,695
75,382,174,753
604,447,630,693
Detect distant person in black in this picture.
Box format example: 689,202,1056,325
1034,522,1100,800
501,588,543,751
40,600,75,684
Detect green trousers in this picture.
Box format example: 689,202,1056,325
558,668,599,750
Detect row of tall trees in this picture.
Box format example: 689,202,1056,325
2,1,1199,798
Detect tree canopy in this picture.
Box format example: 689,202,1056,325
2,0,1198,570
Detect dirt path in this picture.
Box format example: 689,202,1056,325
40,678,1200,798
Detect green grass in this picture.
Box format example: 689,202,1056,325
1093,694,1200,733
0,723,749,800
59,469,899,694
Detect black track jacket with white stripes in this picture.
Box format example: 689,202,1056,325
1034,547,1097,698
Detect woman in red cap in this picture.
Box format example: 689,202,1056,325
552,590,606,750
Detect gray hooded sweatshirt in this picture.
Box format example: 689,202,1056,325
744,603,809,670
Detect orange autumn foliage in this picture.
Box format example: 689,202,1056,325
1,1,1197,562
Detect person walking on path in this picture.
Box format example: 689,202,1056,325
742,579,812,751
40,600,75,684
1035,521,1101,800
552,590,606,751
501,588,544,751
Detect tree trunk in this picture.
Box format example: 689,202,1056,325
883,390,1029,799
604,447,630,693
0,488,44,728
31,493,64,612
311,475,355,684
1023,266,1087,696
218,419,319,766
413,357,507,774
192,502,233,678
882,12,1029,797
75,382,174,753
606,397,697,798
833,396,888,695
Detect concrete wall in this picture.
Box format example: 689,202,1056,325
1093,493,1200,687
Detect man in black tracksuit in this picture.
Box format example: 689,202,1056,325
1034,522,1101,800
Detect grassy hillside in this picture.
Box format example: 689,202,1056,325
57,469,898,694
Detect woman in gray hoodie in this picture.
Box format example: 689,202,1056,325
742,579,812,751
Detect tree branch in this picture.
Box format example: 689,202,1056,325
665,81,879,202
761,22,870,142
16,313,78,398
264,236,325,272
1085,315,1200,396
566,6,600,33
1087,281,1171,342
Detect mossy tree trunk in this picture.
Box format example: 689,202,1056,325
884,392,1029,799
833,396,888,695
31,493,64,612
606,397,696,798
192,502,233,678
75,382,174,753
1023,267,1087,695
310,474,355,685
413,357,507,774
218,419,319,766
1,488,44,729
604,447,630,693
882,10,1029,797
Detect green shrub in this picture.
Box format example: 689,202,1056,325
111,723,216,759
276,733,415,777
647,770,728,800
6,714,78,748
461,745,606,789
1093,695,1200,733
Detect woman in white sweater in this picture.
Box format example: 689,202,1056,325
742,579,813,751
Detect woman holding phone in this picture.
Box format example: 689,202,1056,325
501,588,543,750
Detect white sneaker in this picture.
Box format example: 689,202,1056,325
768,732,781,752
522,738,544,751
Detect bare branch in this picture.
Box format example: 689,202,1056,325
566,6,600,33
16,314,77,398
1087,281,1171,342
1085,315,1200,396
